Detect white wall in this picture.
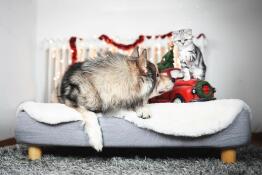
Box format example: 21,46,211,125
35,0,261,132
0,0,36,140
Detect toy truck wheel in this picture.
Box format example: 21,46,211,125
173,95,184,103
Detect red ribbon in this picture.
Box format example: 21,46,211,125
98,32,173,50
69,37,78,64
154,32,173,39
99,35,145,51
196,33,206,39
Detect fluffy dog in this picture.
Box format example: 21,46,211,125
58,48,173,151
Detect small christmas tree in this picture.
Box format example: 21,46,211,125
157,44,180,72
157,50,174,72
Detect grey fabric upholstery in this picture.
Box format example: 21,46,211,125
15,109,251,148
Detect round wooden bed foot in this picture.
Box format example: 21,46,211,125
28,145,42,160
221,148,236,164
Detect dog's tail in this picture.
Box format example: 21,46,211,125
76,106,103,152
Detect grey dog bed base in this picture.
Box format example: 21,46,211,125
15,109,251,148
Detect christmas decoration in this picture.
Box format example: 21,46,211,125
98,32,173,51
157,44,181,72
69,37,78,64
195,80,215,99
149,78,216,104
98,35,145,51
157,49,175,72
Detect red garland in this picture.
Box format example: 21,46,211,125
99,35,145,51
98,32,173,51
196,33,206,39
69,37,78,64
154,32,173,39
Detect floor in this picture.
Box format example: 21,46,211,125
1,144,262,175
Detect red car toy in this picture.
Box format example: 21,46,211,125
149,68,216,103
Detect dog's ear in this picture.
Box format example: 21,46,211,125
130,46,139,58
138,49,148,74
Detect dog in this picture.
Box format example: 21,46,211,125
58,47,174,151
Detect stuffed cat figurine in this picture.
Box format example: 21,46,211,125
173,29,206,80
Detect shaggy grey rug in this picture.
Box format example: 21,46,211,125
0,145,262,175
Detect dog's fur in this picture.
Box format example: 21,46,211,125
58,48,173,151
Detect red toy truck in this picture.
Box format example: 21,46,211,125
149,68,216,103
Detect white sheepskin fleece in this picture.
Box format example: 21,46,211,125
17,102,83,124
108,99,251,137
17,99,251,137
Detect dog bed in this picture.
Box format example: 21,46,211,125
15,100,251,164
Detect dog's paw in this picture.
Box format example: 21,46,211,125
136,107,151,119
140,114,151,119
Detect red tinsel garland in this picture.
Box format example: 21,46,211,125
98,32,173,51
99,35,145,51
69,37,78,64
154,32,173,39
196,33,206,39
